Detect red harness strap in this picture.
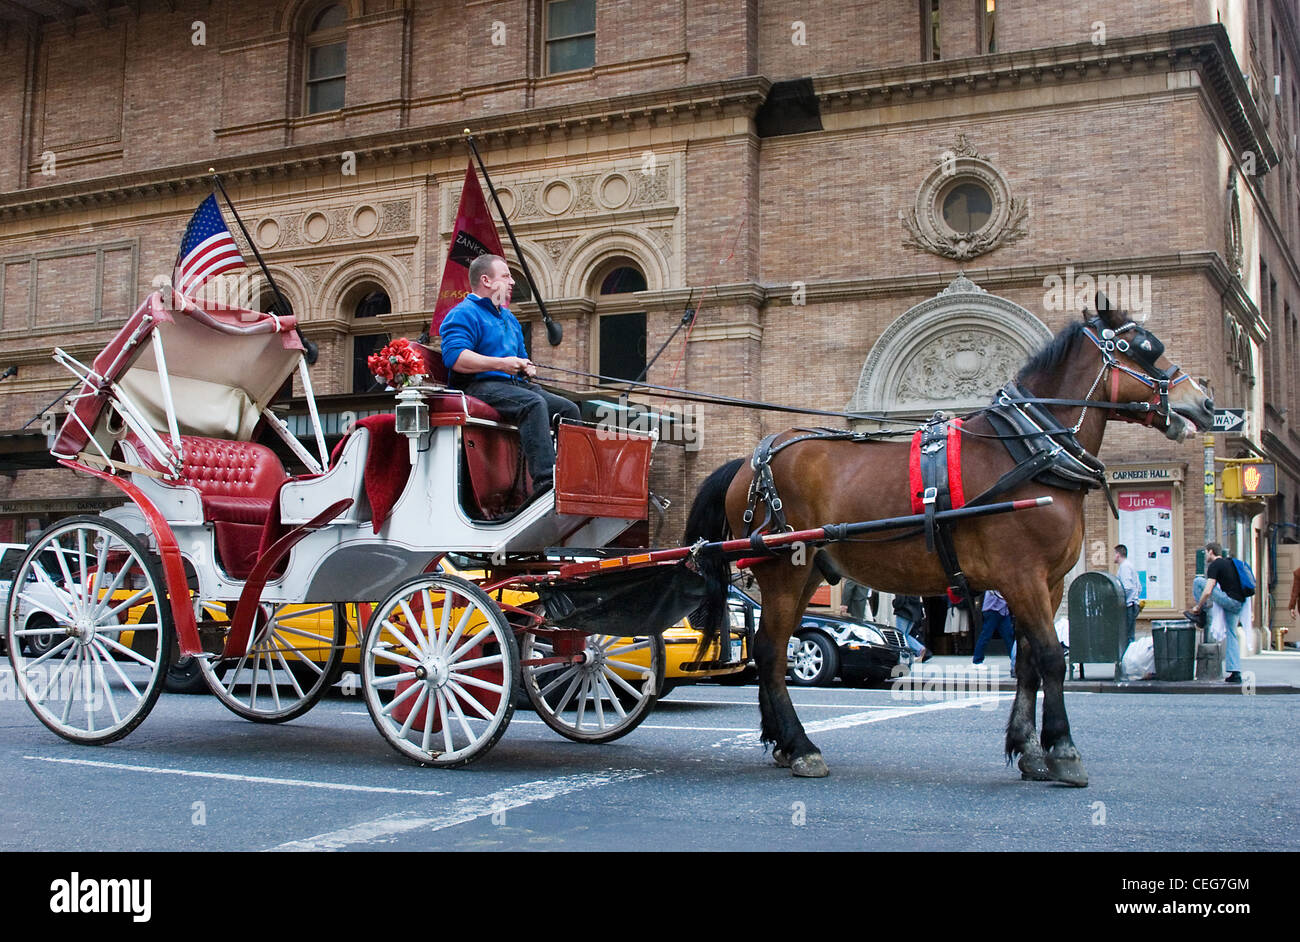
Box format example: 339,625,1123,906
909,418,966,514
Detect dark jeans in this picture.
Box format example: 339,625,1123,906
1125,602,1139,646
465,378,580,485
973,609,1015,664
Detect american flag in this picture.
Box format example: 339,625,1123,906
173,194,246,297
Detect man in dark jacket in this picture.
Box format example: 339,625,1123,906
892,594,931,662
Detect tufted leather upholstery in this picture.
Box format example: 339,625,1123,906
133,434,288,578
171,437,288,510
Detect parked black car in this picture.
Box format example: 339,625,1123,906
785,609,914,687
722,586,911,687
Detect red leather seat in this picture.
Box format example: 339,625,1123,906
133,435,287,577
427,392,506,425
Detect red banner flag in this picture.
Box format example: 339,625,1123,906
426,159,505,381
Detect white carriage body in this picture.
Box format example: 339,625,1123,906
51,290,651,607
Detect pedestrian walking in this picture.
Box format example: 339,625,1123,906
1114,544,1141,646
891,594,931,662
839,579,877,621
973,589,1016,674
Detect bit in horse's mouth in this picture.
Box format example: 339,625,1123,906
1164,415,1189,442
1167,406,1213,442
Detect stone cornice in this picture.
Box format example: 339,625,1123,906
0,76,770,221
764,251,1267,336
814,25,1277,175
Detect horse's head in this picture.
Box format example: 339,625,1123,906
1087,293,1214,442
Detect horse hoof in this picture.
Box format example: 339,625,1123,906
1017,752,1053,782
1046,744,1089,787
773,749,792,769
791,753,829,778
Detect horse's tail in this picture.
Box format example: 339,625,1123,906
683,457,744,649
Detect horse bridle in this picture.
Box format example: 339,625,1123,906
1080,317,1193,428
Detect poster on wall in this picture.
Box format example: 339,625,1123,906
1116,489,1175,608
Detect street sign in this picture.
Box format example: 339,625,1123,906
1213,409,1246,432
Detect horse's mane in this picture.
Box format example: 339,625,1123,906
1016,319,1090,384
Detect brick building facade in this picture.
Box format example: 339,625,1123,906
1,0,1299,644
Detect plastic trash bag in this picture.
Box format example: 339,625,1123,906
1121,637,1155,680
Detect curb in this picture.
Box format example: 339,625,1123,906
895,676,1299,695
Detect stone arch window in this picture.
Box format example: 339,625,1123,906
509,267,533,304
304,3,347,114
344,282,391,392
590,258,648,383
847,273,1052,420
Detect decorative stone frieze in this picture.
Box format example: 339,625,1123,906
849,273,1052,416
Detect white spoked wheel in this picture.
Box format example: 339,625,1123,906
198,602,346,724
5,516,173,745
520,631,664,744
361,574,517,768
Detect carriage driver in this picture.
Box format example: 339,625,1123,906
439,254,580,494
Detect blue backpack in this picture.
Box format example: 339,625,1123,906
1232,557,1256,598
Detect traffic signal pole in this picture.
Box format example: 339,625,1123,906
1204,434,1216,543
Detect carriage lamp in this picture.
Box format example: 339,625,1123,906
394,387,430,464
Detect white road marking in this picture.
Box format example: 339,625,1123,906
23,755,448,797
271,769,652,851
508,718,753,732
711,693,1014,748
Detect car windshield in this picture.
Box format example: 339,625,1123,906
0,548,21,581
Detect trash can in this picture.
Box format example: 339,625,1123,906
1150,619,1197,681
1066,571,1127,680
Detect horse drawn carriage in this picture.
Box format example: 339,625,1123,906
5,282,1212,784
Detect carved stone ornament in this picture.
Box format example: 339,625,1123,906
1225,168,1244,280
848,273,1053,415
900,139,1029,261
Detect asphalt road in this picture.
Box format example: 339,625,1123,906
2,674,1296,854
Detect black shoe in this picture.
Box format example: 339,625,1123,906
1224,671,1242,684
1183,609,1206,629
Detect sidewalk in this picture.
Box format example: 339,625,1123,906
902,649,1300,694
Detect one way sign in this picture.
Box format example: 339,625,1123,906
1213,409,1246,432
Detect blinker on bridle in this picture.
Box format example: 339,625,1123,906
1081,316,1191,425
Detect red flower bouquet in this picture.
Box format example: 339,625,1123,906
368,338,428,388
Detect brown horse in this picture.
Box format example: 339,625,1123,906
683,301,1214,784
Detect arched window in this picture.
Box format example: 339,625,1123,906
305,4,347,114
592,260,647,383
599,265,648,295
348,285,391,393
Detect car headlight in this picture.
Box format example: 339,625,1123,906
846,625,885,646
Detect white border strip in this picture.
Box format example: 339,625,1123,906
24,755,449,797
271,770,652,852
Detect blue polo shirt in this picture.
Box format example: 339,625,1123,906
438,293,528,382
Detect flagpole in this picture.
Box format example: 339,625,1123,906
463,131,562,346
208,171,319,364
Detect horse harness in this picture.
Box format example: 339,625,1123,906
740,315,1188,613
